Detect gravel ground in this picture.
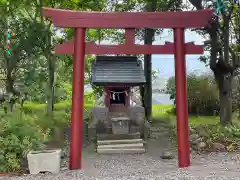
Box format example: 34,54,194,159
2,152,240,180
2,126,240,179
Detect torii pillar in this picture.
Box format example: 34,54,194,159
42,7,213,170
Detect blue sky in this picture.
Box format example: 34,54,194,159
151,29,210,78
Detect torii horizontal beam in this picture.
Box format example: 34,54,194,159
55,41,203,55
43,8,213,28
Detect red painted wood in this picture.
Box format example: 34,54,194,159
105,86,130,108
125,29,135,45
69,28,86,170
43,8,212,28
55,41,203,55
174,28,190,168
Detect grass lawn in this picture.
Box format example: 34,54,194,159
7,102,221,126
152,104,219,126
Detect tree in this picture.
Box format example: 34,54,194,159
0,0,49,111
31,0,109,113
189,0,240,124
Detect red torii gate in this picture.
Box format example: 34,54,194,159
42,8,213,170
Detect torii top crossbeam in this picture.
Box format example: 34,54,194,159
43,8,213,28
43,8,213,55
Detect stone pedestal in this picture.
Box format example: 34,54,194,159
111,117,130,134
27,149,61,174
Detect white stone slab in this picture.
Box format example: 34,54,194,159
97,148,145,154
98,143,144,149
111,117,130,121
97,139,143,145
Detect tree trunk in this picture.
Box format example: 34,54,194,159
143,28,154,121
47,56,55,114
218,14,232,125
209,18,233,125
189,0,234,125
217,74,233,125
46,33,55,114
6,70,15,112
143,0,157,121
38,0,54,114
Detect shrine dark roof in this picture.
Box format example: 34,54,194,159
91,56,146,86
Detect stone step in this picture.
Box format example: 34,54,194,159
97,139,144,145
97,148,146,154
98,143,144,149
97,132,140,141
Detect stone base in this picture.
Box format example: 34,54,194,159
95,120,147,155
27,149,61,174
96,138,146,155
97,132,141,141
111,117,130,134
143,121,151,140
88,128,97,142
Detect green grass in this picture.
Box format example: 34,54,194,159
188,116,219,125
22,101,92,112
11,102,221,126
152,104,219,126
152,104,173,117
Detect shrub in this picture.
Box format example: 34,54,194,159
0,112,44,173
166,73,219,116
54,101,72,111
169,121,240,152
193,123,240,151
21,101,92,135
0,100,93,173
22,103,47,114
34,110,71,131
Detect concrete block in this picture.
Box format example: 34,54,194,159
97,132,140,141
111,117,130,134
27,149,61,174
